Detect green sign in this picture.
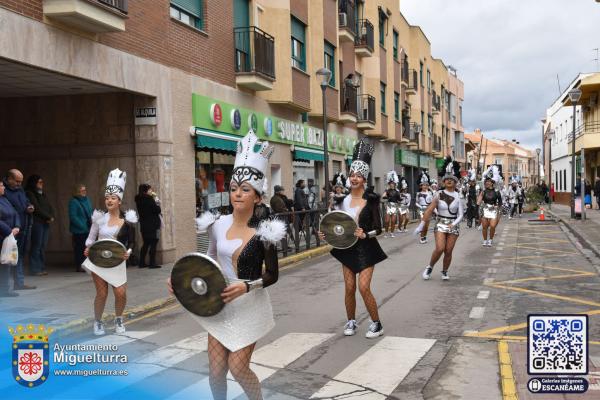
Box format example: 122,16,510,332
395,149,419,167
192,94,355,155
435,158,445,169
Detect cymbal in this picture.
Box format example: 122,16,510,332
171,253,227,317
88,239,127,268
320,211,358,249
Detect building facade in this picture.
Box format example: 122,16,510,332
0,0,464,266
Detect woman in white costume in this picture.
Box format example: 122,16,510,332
83,169,137,336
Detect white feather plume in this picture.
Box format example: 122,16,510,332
256,218,286,245
196,211,220,233
91,210,106,224
125,209,138,224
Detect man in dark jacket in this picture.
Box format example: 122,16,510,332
0,181,21,297
135,184,162,269
3,169,36,290
26,174,54,276
270,185,293,242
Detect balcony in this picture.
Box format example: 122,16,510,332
338,2,356,43
340,83,358,123
355,19,374,57
432,91,441,115
43,0,128,33
234,26,275,91
406,122,421,149
568,121,600,153
401,59,409,88
406,69,418,95
432,135,442,156
357,94,376,130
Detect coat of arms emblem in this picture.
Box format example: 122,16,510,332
9,324,53,388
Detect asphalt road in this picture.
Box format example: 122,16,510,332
24,213,600,399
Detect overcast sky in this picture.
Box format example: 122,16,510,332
401,0,600,150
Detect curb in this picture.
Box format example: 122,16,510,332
498,340,519,400
279,245,332,268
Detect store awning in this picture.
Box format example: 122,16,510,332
293,147,324,162
194,129,241,153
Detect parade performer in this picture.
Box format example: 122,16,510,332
398,177,411,232
418,157,464,281
382,171,401,237
477,165,503,247
508,177,524,219
416,171,433,244
464,169,480,228
322,139,387,338
330,173,347,211
169,131,285,400
83,169,137,336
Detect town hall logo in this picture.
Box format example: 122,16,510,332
9,324,53,388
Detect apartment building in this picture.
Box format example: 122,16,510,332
0,0,464,265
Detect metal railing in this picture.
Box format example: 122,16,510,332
340,82,358,116
401,59,409,84
338,1,356,36
234,26,276,79
433,135,442,152
407,122,420,144
407,69,418,91
357,94,376,125
568,121,600,141
432,91,441,111
355,19,374,53
96,0,128,13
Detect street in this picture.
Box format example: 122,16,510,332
8,213,599,399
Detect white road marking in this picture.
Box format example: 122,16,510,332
486,268,497,274
483,278,495,284
168,332,334,400
493,252,502,257
491,259,500,265
477,291,490,300
497,247,504,250
463,330,479,335
469,307,486,319
499,242,505,246
310,336,435,399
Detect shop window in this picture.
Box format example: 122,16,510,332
324,41,336,87
291,17,306,71
170,0,204,30
196,150,235,213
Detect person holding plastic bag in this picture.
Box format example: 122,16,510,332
0,181,20,297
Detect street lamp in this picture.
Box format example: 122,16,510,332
535,148,541,184
568,88,582,218
316,67,332,202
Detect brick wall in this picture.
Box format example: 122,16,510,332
0,0,235,87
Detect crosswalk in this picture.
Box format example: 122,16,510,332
2,330,437,399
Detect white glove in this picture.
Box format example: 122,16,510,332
414,221,425,235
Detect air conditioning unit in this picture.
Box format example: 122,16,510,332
338,13,347,27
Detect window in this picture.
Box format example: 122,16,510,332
393,30,399,59
428,115,433,136
378,10,386,47
394,92,400,120
563,169,567,191
301,112,308,123
291,17,306,71
380,82,386,114
421,111,424,132
419,62,424,87
495,157,503,166
324,41,336,87
170,0,204,29
427,70,431,93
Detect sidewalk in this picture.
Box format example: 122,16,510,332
546,203,600,262
0,264,174,334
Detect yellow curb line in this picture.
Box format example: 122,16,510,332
498,340,519,400
279,245,332,269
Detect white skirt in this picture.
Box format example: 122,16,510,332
192,285,275,352
82,258,127,287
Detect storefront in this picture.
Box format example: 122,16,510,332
395,149,442,194
191,94,356,211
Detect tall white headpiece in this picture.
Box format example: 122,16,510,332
232,130,274,194
105,168,126,200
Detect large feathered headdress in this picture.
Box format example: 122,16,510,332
349,139,374,178
385,170,399,185
439,156,461,182
482,164,503,187
105,168,126,200
418,171,431,187
232,130,274,194
399,176,408,190
331,172,347,189
468,168,477,181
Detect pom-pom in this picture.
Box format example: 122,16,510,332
124,209,138,224
196,212,220,233
91,210,105,224
256,218,286,244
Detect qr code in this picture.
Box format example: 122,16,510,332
528,315,588,374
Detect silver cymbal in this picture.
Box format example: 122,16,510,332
88,239,127,268
320,211,358,249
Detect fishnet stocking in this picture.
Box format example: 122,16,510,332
208,335,229,400
113,284,127,316
342,266,357,320
228,343,261,400
428,231,447,268
92,273,108,321
443,234,458,272
358,267,379,321
489,218,499,240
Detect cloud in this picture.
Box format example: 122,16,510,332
401,0,600,151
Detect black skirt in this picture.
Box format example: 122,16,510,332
330,237,387,273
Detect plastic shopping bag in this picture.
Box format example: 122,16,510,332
1,233,19,266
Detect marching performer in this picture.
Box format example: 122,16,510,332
323,139,387,339
430,179,439,195
169,131,285,400
464,169,480,228
418,157,464,281
382,171,401,237
330,173,347,211
398,177,411,232
478,165,503,247
83,169,137,336
416,172,433,244
508,177,524,219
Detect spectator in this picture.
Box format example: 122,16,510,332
585,179,592,209
550,183,555,202
0,181,20,297
271,185,294,242
3,169,36,290
69,183,93,272
294,180,308,211
26,174,54,276
540,181,549,204
135,184,162,269
594,177,600,210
